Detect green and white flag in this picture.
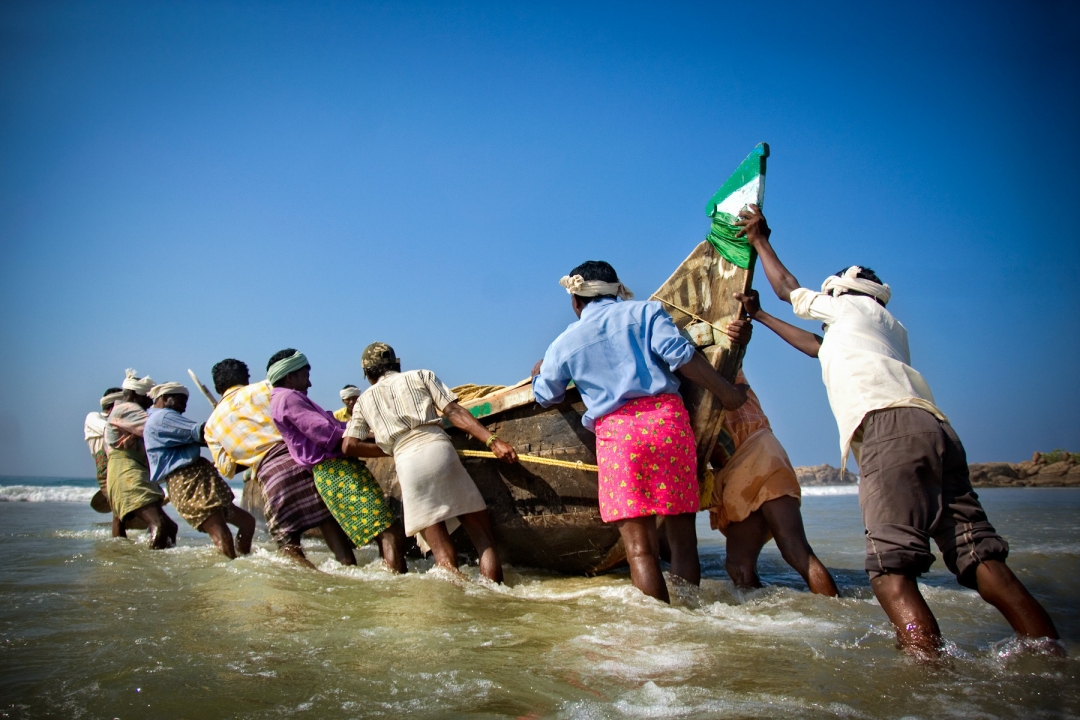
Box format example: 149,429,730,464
704,142,769,269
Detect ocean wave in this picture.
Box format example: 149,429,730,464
0,485,96,503
802,485,859,496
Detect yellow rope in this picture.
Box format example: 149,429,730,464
649,294,727,334
457,449,598,473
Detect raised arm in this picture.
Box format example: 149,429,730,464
735,289,822,358
675,354,749,409
735,204,800,304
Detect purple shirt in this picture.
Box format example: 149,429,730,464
269,387,346,469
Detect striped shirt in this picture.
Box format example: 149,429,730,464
204,381,282,479
344,369,458,454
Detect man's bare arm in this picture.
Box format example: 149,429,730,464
735,290,822,358
734,204,800,304
676,353,749,409
441,401,519,464
341,436,389,458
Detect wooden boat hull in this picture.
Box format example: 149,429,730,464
366,386,626,575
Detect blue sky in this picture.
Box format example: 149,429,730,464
1,1,1077,478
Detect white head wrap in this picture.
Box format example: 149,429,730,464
339,386,361,401
148,382,189,401
559,275,634,300
121,369,156,396
820,266,891,306
100,391,124,410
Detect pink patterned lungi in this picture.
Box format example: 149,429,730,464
594,393,699,523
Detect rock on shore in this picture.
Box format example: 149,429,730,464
794,464,858,486
794,452,1080,488
968,452,1080,488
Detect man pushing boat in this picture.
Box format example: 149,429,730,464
532,261,749,603
203,357,357,568
144,381,255,558
734,203,1061,657
267,349,406,573
341,342,516,583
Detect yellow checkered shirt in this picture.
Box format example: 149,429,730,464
204,381,282,479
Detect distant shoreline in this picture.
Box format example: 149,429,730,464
795,456,1080,489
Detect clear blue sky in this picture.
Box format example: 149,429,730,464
1,1,1077,478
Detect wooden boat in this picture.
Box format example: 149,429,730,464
366,144,769,575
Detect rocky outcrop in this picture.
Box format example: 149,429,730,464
794,464,858,486
969,452,1080,488
794,452,1080,488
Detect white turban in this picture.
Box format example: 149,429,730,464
121,369,156,396
99,391,124,410
340,386,361,401
820,266,891,306
559,275,634,300
148,382,189,401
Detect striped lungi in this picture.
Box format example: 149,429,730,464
164,457,237,532
257,441,333,544
312,457,394,547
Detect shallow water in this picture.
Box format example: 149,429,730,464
1,488,1077,719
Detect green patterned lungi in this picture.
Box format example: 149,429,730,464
312,457,394,547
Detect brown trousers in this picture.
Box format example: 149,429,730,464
858,407,1008,587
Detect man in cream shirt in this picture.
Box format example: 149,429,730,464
732,203,1060,659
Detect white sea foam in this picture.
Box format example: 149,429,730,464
0,485,96,503
802,485,859,496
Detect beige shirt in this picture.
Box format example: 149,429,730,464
84,412,107,456
344,369,458,454
790,288,946,468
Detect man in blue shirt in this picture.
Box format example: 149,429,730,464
145,382,255,558
533,260,748,602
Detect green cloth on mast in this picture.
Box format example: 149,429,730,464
703,143,768,269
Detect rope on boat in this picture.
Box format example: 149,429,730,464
456,449,598,473
648,294,728,334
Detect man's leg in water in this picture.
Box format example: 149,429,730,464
762,496,839,596
228,505,256,555
971,560,1060,643
724,511,770,588
664,512,700,585
319,518,357,565
134,502,177,549
870,572,942,657
279,533,317,569
112,513,126,538
459,510,503,583
420,521,460,572
376,520,408,574
199,509,240,559
616,516,669,602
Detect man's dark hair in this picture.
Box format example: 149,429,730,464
568,260,619,304
364,361,401,383
834,266,883,285
267,348,298,371
342,384,358,390
212,359,250,395
103,387,122,396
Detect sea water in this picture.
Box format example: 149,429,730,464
0,479,1076,719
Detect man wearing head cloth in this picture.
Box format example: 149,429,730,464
144,382,256,558
267,349,406,572
84,387,123,503
733,204,1060,657
104,370,179,547
333,385,362,422
341,342,517,583
531,261,749,603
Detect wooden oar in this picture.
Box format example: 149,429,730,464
187,369,218,408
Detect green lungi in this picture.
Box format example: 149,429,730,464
106,446,165,521
311,457,394,547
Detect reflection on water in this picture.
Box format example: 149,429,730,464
0,489,1077,719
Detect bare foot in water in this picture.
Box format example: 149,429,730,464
279,543,318,570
